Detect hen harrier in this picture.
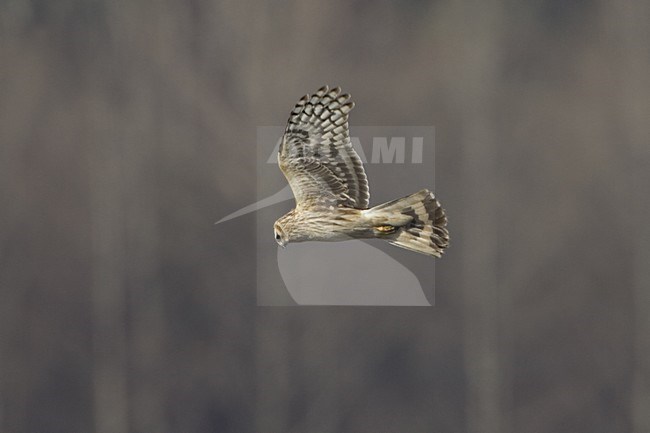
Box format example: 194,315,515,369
273,86,449,257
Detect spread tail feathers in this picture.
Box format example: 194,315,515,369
369,189,449,257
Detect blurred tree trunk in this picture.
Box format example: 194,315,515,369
121,69,166,433
102,2,168,432
88,97,129,433
0,28,36,433
605,0,650,431
123,92,166,433
631,163,650,433
457,1,511,433
255,317,292,433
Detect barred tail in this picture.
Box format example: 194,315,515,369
369,189,449,257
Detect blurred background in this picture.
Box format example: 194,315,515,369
1,0,649,432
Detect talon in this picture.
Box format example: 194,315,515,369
374,225,397,235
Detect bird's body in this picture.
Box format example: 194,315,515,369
276,206,364,242
274,86,449,257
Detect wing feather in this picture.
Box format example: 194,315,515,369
279,158,353,207
278,86,370,209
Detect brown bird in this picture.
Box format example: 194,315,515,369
273,86,449,257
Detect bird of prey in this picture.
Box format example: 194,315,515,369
273,86,449,257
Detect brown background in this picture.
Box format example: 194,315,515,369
1,1,649,432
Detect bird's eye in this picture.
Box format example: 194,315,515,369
275,231,281,240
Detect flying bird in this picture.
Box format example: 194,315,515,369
273,86,449,257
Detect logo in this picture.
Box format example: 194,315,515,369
217,126,438,306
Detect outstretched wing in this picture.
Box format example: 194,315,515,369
278,86,370,209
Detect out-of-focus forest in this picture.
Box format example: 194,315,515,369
1,0,649,432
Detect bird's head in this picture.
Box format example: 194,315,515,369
273,220,289,248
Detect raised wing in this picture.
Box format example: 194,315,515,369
278,86,370,209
